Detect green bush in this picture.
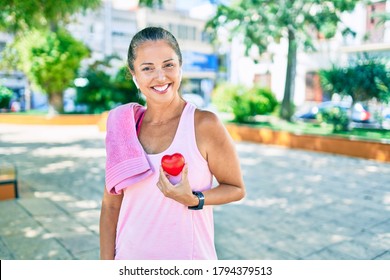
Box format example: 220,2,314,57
233,86,278,122
0,85,13,109
212,83,278,122
317,106,349,132
212,82,247,113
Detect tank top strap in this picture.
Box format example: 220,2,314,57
174,102,196,143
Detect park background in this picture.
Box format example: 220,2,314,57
0,0,390,260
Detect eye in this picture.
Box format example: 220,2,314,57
142,66,153,72
164,63,175,68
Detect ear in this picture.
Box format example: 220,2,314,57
132,76,139,89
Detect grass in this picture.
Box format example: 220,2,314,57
225,115,390,142
6,110,49,115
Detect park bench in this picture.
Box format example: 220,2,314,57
0,160,18,201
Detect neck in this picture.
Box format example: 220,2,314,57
144,97,186,125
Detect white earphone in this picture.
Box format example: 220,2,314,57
179,69,182,82
132,76,139,89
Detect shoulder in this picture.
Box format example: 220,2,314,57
194,109,230,147
194,109,223,131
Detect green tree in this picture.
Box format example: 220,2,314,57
76,57,144,114
319,57,390,104
6,29,90,113
0,0,101,33
0,0,101,113
206,0,359,121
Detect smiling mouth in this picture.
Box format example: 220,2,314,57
152,84,171,94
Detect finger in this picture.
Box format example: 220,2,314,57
159,166,171,185
181,163,189,181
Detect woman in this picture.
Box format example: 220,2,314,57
100,27,245,260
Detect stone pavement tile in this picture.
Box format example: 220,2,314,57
263,213,316,237
0,200,31,223
241,228,296,259
353,230,390,258
216,233,296,260
324,229,389,260
71,209,100,235
285,229,344,259
373,251,390,260
0,216,44,238
341,208,389,231
57,232,99,256
214,205,298,259
17,197,65,217
368,218,390,234
31,190,101,215
2,233,73,260
304,247,357,260
34,215,91,237
312,220,361,243
306,204,389,247
0,237,15,259
255,245,298,260
54,198,100,214
74,248,100,260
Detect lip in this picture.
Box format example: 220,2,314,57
151,83,171,94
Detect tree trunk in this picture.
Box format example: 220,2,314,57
48,92,64,114
280,28,297,121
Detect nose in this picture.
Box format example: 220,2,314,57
155,69,166,82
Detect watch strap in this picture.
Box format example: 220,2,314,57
188,191,204,210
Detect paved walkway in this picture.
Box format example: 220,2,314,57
0,124,389,260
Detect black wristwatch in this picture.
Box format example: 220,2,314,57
188,191,204,210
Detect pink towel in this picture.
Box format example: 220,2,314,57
105,103,153,194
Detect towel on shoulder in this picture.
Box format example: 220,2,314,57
105,103,153,195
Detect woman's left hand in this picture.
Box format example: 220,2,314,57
156,164,198,207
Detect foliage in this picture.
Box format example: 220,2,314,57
212,82,247,113
0,85,13,109
76,58,144,114
138,0,163,8
213,83,278,122
372,10,390,26
0,0,101,33
317,106,350,132
206,0,359,121
319,57,390,103
1,28,90,113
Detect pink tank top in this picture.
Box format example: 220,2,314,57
114,103,217,260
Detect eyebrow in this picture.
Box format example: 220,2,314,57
140,58,174,66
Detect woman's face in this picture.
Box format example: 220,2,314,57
132,40,182,104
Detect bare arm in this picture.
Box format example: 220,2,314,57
99,188,123,259
196,110,245,205
156,110,245,207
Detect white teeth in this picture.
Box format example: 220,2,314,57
153,84,169,92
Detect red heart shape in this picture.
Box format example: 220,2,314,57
161,153,185,176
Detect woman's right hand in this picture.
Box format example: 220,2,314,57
156,164,199,207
